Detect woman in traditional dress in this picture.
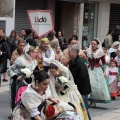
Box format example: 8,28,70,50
87,38,111,104
7,44,38,111
106,59,118,100
13,70,80,120
109,41,119,59
21,70,60,120
115,50,120,95
49,60,88,120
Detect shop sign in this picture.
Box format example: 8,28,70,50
27,10,54,37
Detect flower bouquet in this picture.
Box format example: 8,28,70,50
20,67,32,78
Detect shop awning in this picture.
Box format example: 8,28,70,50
57,0,88,3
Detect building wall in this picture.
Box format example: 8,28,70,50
97,1,110,43
78,3,84,46
88,0,120,43
0,0,15,36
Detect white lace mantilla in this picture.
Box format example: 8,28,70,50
87,48,105,59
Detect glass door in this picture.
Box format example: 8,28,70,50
82,2,99,49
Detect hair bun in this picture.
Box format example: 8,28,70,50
33,70,39,77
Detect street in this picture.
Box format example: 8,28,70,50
0,82,120,120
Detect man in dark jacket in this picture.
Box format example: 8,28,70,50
112,25,120,42
25,29,36,47
69,45,91,120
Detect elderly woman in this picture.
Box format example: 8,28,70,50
87,38,111,105
49,60,88,120
109,41,119,58
7,44,38,111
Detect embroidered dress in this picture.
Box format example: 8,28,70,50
7,44,38,110
115,56,120,93
87,41,111,103
104,54,111,95
12,83,51,120
49,60,88,120
106,67,118,98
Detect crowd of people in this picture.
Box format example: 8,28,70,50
0,26,120,120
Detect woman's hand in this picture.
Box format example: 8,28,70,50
35,114,42,120
104,72,106,77
17,75,23,81
48,97,60,104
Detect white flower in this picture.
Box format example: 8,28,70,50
56,76,68,84
58,101,74,111
20,68,32,78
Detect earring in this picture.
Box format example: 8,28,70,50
35,84,39,89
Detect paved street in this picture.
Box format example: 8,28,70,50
89,97,120,120
0,81,120,120
0,82,11,120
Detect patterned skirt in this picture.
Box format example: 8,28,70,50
88,67,111,103
110,78,118,97
118,68,120,93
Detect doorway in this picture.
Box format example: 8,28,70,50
55,1,77,40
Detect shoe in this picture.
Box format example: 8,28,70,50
8,115,12,120
3,79,8,82
111,97,115,100
89,101,96,108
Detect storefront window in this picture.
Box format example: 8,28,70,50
82,2,98,49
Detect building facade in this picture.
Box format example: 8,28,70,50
0,0,15,36
1,0,120,47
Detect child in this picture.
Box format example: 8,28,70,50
106,59,118,100
115,50,120,95
103,48,110,64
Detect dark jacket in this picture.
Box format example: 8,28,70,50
69,55,91,95
112,29,120,42
25,36,36,47
58,37,67,50
10,39,18,54
0,39,11,61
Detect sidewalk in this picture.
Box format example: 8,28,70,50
92,109,120,120
0,81,11,120
0,74,10,92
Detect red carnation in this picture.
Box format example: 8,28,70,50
46,105,55,118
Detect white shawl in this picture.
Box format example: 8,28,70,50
49,60,82,102
87,38,105,59
21,83,51,118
